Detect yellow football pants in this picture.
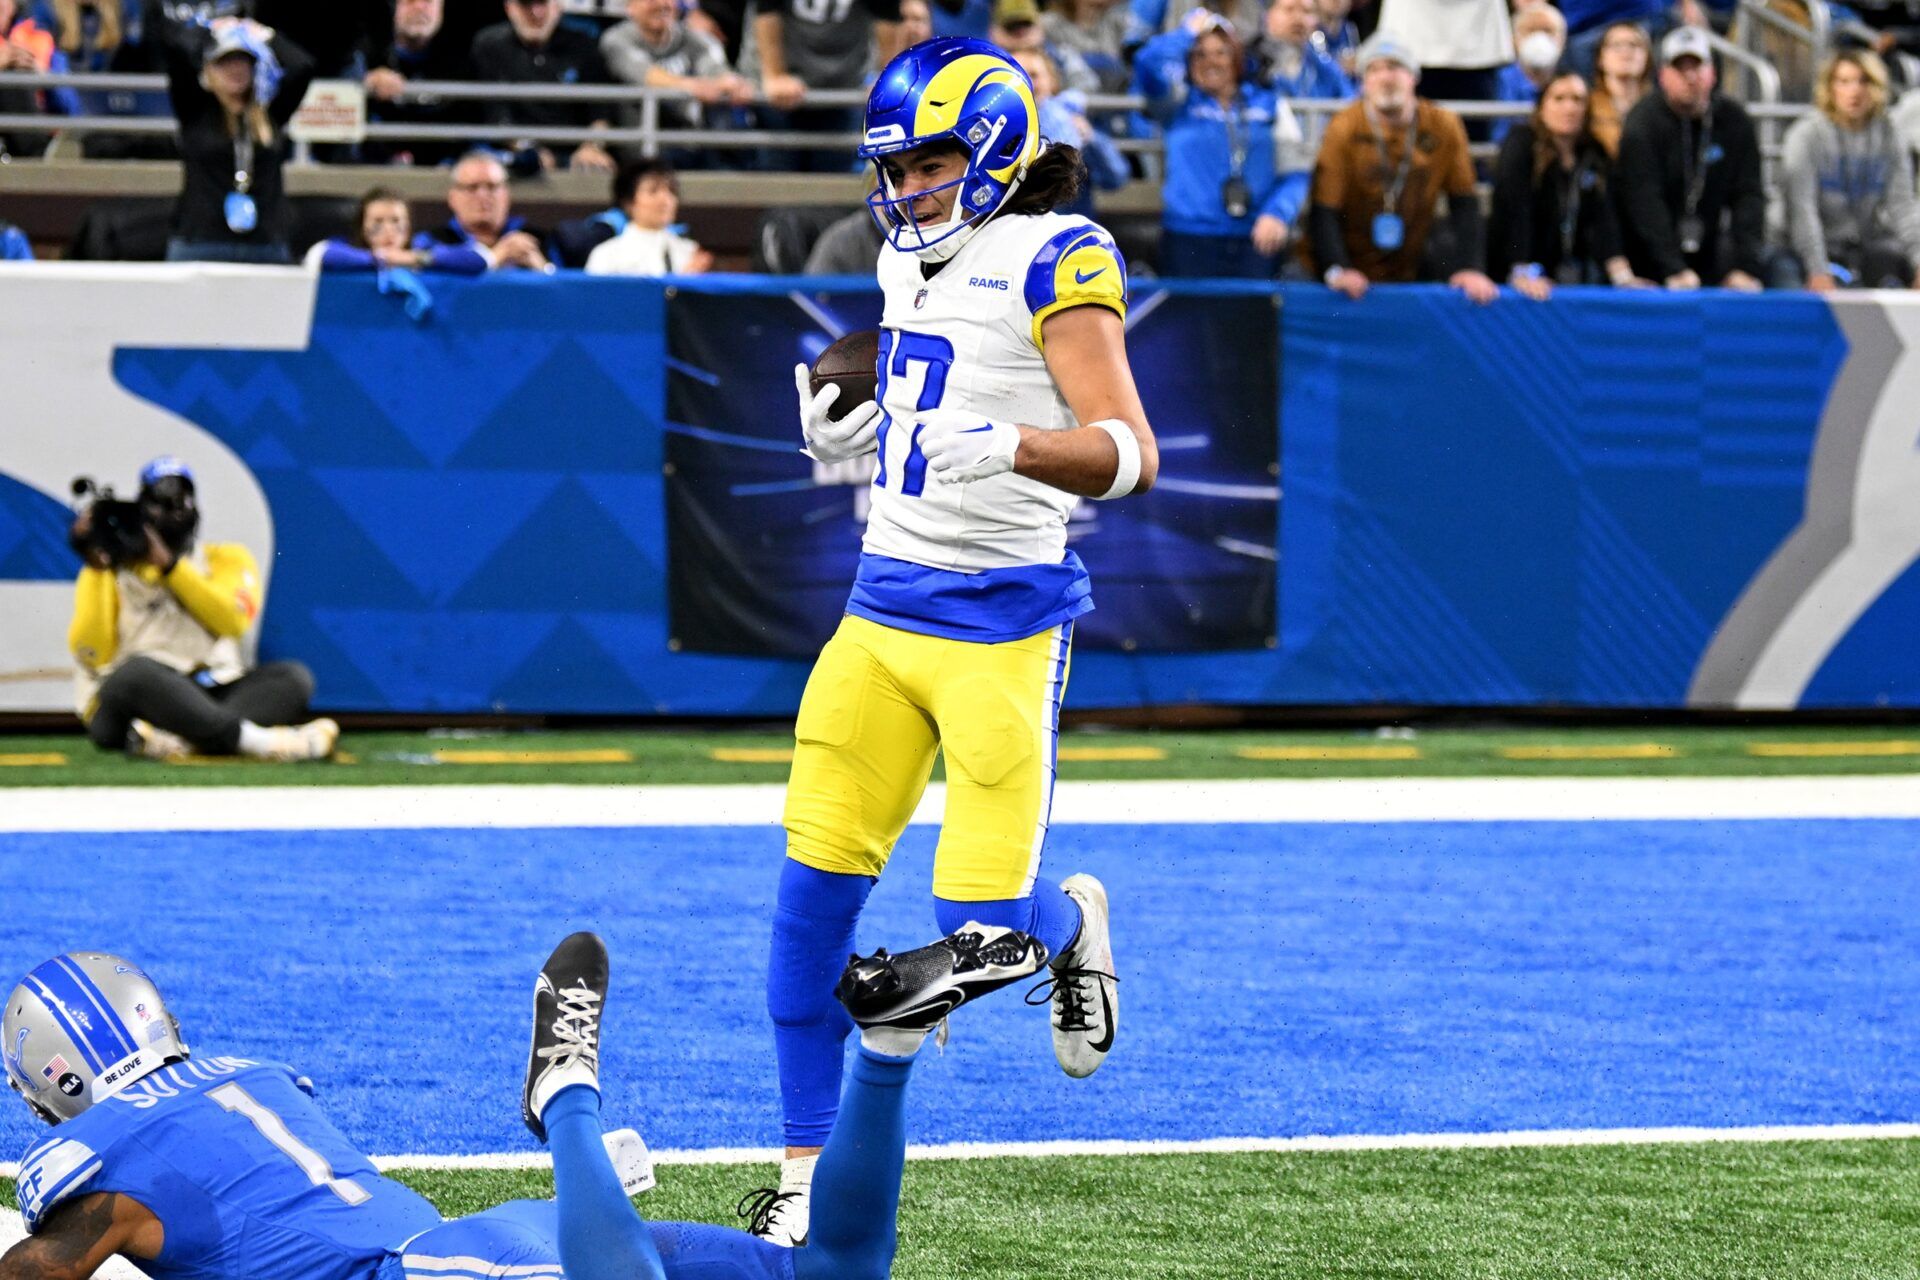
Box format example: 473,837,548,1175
783,613,1073,901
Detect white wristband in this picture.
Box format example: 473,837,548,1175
1090,418,1142,500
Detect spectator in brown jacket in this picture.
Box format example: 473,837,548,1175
1303,31,1497,302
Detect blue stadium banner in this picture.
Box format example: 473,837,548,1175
2,268,1917,714
661,279,1280,656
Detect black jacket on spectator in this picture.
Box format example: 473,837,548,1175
437,0,503,69
162,23,316,251
1614,90,1766,283
252,0,388,76
471,21,610,145
1487,122,1625,284
366,32,475,165
697,0,751,64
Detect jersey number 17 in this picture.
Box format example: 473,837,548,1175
874,329,955,499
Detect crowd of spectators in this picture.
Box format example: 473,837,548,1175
4,0,1920,298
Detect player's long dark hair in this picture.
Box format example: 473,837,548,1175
1002,143,1088,216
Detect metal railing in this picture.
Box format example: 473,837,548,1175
1735,0,1831,100
0,66,1809,182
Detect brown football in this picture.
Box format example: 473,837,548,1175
809,329,881,421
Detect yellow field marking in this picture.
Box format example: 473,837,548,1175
1057,746,1168,762
1236,745,1422,762
1501,744,1678,761
163,753,356,766
1747,740,1920,759
710,748,795,764
433,749,634,765
0,753,66,767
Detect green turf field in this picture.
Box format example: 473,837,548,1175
1,724,1918,785
12,1138,1920,1278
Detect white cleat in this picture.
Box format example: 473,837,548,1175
259,718,339,762
126,720,195,762
1038,874,1118,1079
738,1184,809,1248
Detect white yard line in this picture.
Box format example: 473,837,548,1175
0,776,1918,834
4,1123,1916,1185
367,1122,1920,1169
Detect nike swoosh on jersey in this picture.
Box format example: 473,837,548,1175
1074,267,1107,284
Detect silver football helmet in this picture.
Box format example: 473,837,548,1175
3,953,189,1124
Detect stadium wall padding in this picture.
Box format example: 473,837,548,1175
1,265,1914,714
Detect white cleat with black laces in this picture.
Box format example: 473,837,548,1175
835,922,1051,1033
523,931,608,1142
737,1186,810,1249
1028,874,1118,1079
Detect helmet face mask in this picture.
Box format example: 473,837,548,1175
859,38,1043,261
866,145,977,257
3,954,189,1125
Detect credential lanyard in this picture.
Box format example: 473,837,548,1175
1559,159,1584,264
1224,100,1247,181
1367,109,1416,215
233,129,255,195
1679,106,1713,227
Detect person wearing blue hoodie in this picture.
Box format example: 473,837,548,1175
1135,10,1311,276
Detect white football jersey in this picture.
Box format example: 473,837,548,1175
865,211,1128,573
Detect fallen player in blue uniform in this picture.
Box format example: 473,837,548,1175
0,927,1046,1279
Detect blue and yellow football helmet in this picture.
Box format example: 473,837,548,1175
859,38,1043,261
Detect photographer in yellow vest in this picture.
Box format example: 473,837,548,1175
67,457,337,762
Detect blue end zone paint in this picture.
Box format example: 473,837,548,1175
0,819,1915,1159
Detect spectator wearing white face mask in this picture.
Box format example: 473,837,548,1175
1495,3,1567,142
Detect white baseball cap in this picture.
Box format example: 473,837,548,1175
1660,25,1713,65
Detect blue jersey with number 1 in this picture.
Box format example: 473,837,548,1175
14,1055,442,1280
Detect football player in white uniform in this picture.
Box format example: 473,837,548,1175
751,37,1159,1247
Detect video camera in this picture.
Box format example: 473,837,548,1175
69,477,153,568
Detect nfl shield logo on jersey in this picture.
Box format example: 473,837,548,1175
914,288,928,309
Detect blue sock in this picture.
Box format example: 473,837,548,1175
793,1047,913,1280
934,880,1082,960
769,859,873,1147
544,1086,667,1280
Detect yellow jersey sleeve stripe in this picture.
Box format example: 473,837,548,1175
1024,224,1128,349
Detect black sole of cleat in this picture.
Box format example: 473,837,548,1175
834,927,1049,1030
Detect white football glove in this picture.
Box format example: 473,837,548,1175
795,363,882,463
917,408,1022,484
